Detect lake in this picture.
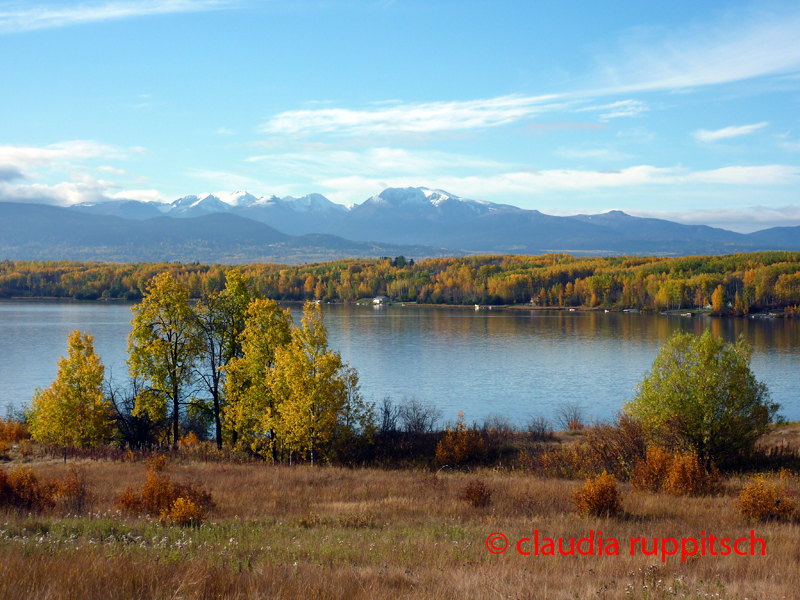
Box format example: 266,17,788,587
1,300,798,425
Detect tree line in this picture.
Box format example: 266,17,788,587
2,251,800,313
27,272,373,464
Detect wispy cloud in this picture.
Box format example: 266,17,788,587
780,140,800,152
0,0,230,34
694,122,769,143
574,100,649,120
592,7,800,93
247,147,509,177
260,94,568,136
0,141,119,172
524,122,610,133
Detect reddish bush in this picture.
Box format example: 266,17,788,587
1,466,56,512
461,479,492,508
116,463,213,519
55,465,95,514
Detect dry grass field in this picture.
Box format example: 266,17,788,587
1,436,799,600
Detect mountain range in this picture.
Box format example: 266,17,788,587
1,186,798,263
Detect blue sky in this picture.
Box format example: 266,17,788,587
1,1,799,232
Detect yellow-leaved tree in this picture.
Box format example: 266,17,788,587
223,298,293,458
270,302,373,465
27,330,112,456
127,272,203,448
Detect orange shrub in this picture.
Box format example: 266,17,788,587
115,485,144,514
173,479,215,513
435,412,486,467
461,479,492,508
631,446,672,492
666,451,721,496
145,454,167,472
178,432,201,447
572,471,622,517
738,476,797,522
160,497,204,527
0,418,29,443
55,465,95,514
141,469,176,514
2,466,56,512
632,447,721,496
115,463,213,517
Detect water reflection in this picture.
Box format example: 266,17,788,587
1,302,797,424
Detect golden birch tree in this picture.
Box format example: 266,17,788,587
270,302,372,465
27,330,112,455
127,272,203,447
223,297,292,456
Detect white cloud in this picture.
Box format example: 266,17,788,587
0,0,230,34
0,141,158,205
298,163,800,206
684,165,796,185
260,94,568,136
694,122,769,143
247,147,509,177
592,8,800,93
111,189,163,202
574,100,649,120
0,140,118,172
0,177,163,206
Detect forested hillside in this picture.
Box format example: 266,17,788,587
1,252,799,313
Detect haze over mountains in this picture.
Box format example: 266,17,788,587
1,187,799,264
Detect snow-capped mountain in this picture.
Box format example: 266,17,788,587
169,194,233,217
360,187,506,215
63,184,800,255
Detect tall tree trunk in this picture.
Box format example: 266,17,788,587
172,381,180,449
214,394,222,450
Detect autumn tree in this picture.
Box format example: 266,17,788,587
127,272,203,448
27,330,112,457
194,270,252,449
223,298,293,456
624,329,779,465
711,284,726,314
270,302,373,465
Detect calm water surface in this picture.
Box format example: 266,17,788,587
1,301,798,423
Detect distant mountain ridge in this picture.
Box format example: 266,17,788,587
4,185,800,259
0,202,453,264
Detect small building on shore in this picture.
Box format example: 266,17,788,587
373,296,390,305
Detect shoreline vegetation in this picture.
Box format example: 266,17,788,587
3,257,800,598
1,251,799,317
1,420,799,599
